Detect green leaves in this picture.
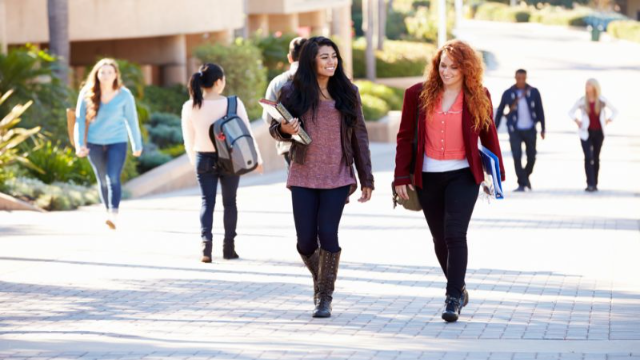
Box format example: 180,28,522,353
0,91,42,182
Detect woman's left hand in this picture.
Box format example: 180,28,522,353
133,150,143,157
606,119,612,125
358,187,372,203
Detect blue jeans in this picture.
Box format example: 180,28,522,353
195,152,240,243
87,142,128,212
290,185,351,255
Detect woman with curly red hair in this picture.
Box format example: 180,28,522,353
394,40,505,322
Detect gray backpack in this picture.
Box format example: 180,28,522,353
208,96,259,175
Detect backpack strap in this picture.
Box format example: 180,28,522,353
226,96,238,117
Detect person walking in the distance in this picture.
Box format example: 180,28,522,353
74,58,143,230
495,69,545,192
568,78,617,192
181,63,263,262
270,36,374,318
394,40,505,323
262,37,307,168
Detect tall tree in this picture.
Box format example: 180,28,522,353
363,0,376,81
47,0,70,85
377,0,386,51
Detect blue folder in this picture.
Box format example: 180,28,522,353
479,145,504,200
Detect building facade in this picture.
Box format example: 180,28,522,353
0,0,354,85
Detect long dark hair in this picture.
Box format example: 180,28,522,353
281,36,358,127
189,63,224,109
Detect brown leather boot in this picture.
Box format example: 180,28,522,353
299,248,320,306
312,249,341,318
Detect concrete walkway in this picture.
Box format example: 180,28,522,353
1,21,639,359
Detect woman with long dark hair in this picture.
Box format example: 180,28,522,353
568,78,617,192
74,58,143,230
269,36,374,318
394,40,505,322
181,63,262,262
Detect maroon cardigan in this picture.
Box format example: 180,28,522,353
394,82,506,188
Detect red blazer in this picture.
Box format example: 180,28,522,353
394,82,506,188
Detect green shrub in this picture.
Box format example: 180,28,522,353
0,46,70,143
352,38,434,78
360,94,390,121
253,33,297,81
354,80,403,110
25,140,95,186
143,85,188,115
2,176,99,211
194,39,267,121
158,143,185,158
137,143,172,173
607,20,640,43
405,7,450,43
386,10,410,40
529,5,593,26
475,3,510,21
0,90,42,188
514,10,532,22
147,112,183,148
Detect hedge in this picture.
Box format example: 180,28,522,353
2,177,100,211
360,94,390,121
607,20,640,43
352,39,434,78
475,3,593,26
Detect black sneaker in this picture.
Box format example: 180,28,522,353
514,185,526,192
442,295,462,323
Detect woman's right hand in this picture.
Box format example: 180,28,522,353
394,184,415,201
574,119,582,128
76,146,89,158
280,118,300,135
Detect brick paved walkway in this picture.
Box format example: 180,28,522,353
1,21,639,360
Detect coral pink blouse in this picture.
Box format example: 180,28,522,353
425,91,466,161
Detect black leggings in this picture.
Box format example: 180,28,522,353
581,130,604,188
417,168,479,298
290,186,351,255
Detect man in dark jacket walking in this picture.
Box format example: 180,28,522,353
496,69,546,192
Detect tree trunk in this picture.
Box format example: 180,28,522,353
377,0,386,51
364,0,376,81
47,0,70,85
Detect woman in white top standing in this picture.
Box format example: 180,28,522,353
181,63,262,262
568,78,618,192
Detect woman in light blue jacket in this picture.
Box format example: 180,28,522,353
568,78,618,192
74,58,143,229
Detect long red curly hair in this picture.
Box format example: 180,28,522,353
420,40,492,131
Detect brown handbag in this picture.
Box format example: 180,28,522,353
392,180,422,211
391,101,422,212
66,108,88,148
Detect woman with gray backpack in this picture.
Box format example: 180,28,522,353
181,63,263,262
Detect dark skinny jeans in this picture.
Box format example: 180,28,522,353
417,168,480,299
290,185,351,256
195,152,240,243
509,127,537,187
581,129,604,188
